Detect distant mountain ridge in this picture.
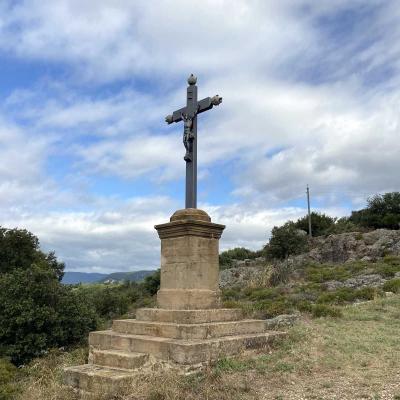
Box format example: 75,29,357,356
62,270,156,285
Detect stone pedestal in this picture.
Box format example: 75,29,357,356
63,209,286,394
155,209,225,310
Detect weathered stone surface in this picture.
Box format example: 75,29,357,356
155,209,224,310
324,274,388,291
264,313,300,330
64,364,134,392
112,319,266,339
91,349,148,370
89,330,286,364
64,209,288,394
136,308,243,324
220,265,269,289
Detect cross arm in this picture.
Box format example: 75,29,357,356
165,95,222,124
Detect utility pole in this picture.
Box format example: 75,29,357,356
307,185,312,238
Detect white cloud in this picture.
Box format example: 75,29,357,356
0,0,399,271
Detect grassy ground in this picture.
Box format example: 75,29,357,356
8,294,400,400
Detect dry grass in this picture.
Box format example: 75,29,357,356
14,295,400,400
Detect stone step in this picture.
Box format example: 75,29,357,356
112,319,266,339
136,308,243,324
63,364,134,392
91,349,148,370
89,330,286,364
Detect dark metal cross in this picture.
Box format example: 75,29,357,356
165,74,222,209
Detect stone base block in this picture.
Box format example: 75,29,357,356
157,289,220,310
91,349,148,370
112,319,266,340
136,308,243,324
63,364,134,392
89,330,286,364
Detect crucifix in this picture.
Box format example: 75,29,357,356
165,74,222,209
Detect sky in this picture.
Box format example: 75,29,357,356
0,0,399,273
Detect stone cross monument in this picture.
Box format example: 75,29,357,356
64,75,285,394
165,74,222,209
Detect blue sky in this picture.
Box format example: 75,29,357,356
0,0,399,273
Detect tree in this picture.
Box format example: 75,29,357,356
295,212,336,237
0,227,97,365
350,192,400,230
0,263,97,365
265,221,308,260
143,269,160,296
0,227,64,280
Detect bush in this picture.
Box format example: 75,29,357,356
382,279,400,293
253,299,293,318
317,287,380,305
311,304,342,318
219,247,260,268
0,264,97,365
304,264,351,283
349,192,400,230
295,212,336,237
265,222,308,260
143,270,160,296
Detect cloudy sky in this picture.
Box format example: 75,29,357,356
0,0,399,273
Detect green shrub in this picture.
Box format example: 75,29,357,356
253,299,292,318
222,287,243,301
219,247,260,268
311,304,342,318
374,262,400,278
382,279,400,293
304,264,351,283
265,222,308,260
383,255,400,266
294,300,313,312
317,287,380,305
143,269,160,295
0,265,97,365
349,192,400,230
247,287,281,301
295,212,336,237
0,358,18,400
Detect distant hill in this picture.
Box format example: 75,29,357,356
62,272,108,284
62,270,156,285
99,270,156,284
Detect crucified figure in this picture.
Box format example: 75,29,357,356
182,113,194,162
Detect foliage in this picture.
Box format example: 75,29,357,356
311,304,342,318
294,212,336,237
143,269,160,295
382,279,400,293
0,264,97,365
0,227,64,280
350,192,400,230
219,247,261,269
317,287,380,305
265,222,308,260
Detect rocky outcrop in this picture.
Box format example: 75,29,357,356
218,230,400,289
219,264,269,289
305,229,400,264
